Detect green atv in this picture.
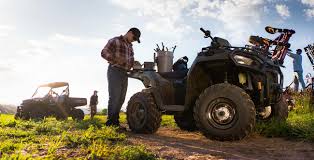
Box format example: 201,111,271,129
15,82,87,121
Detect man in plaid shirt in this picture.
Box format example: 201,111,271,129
101,27,141,127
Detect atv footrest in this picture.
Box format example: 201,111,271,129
162,105,185,112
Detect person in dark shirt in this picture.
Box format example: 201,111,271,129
90,90,98,119
173,56,188,72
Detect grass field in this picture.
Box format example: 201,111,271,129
0,94,313,159
0,114,157,160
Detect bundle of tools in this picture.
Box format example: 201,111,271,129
249,26,295,65
154,42,176,53
153,42,177,72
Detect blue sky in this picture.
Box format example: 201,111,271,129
0,0,314,109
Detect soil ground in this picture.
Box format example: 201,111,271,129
127,127,314,160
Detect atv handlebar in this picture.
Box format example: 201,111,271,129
200,28,211,37
200,27,215,42
200,28,207,34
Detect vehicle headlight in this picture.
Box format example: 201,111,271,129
234,55,254,65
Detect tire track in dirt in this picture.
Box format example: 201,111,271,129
127,127,314,160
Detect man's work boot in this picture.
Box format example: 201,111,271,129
105,120,119,127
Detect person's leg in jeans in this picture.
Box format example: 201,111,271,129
297,71,306,90
90,105,96,119
116,74,128,124
293,73,299,92
106,65,128,126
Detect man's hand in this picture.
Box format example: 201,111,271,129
134,61,141,65
132,61,142,70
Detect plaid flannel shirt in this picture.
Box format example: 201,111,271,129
101,36,134,70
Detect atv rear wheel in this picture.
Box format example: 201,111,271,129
72,109,84,121
127,92,161,134
259,96,288,122
21,113,31,120
193,83,256,141
174,109,197,131
56,114,68,121
271,97,289,121
30,112,45,121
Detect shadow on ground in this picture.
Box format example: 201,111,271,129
127,127,314,160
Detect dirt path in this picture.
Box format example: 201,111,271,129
127,127,314,160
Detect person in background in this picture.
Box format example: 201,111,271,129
101,27,141,127
90,90,98,119
287,49,306,91
305,73,312,87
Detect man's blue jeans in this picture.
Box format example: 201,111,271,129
294,71,306,91
106,64,128,125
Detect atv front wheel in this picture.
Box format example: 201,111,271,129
72,109,84,121
14,113,20,120
174,109,197,131
194,83,256,141
127,92,161,134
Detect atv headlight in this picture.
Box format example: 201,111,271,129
234,55,254,65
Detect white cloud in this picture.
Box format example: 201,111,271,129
52,33,104,47
305,8,314,17
110,0,266,44
189,0,265,45
301,0,314,18
18,40,53,56
110,0,194,38
53,34,82,44
275,4,290,19
0,65,12,72
0,25,15,37
145,17,192,36
301,0,314,6
17,34,104,57
18,48,52,56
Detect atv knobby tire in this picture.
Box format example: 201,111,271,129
30,111,45,121
56,114,68,121
15,112,30,120
193,83,256,141
127,92,161,134
72,109,84,121
265,96,288,122
174,109,197,131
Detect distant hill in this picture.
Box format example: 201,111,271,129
0,104,16,114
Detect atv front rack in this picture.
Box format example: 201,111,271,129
305,43,314,69
304,43,314,110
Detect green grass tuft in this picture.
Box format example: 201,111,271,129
0,115,156,159
256,95,314,141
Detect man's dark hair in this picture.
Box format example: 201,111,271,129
296,49,302,54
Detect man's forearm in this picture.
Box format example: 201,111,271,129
287,52,295,58
101,49,116,64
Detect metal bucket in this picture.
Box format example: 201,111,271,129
156,51,173,72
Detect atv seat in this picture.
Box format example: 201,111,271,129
159,69,188,80
57,95,66,104
159,56,189,80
